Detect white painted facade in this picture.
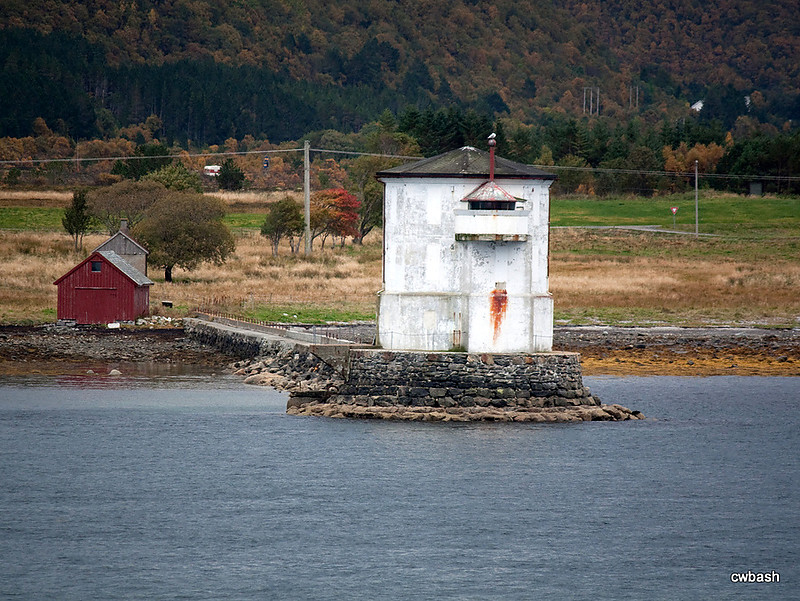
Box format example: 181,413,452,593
376,148,555,353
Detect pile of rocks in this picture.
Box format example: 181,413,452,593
286,401,644,422
232,348,344,394
231,346,645,422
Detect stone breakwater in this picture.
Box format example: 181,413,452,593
184,317,644,422
287,402,642,422
287,349,643,421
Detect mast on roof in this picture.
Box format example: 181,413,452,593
488,132,496,181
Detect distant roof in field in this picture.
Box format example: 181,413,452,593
376,146,556,180
97,251,153,286
92,230,149,255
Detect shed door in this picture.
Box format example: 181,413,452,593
76,288,118,324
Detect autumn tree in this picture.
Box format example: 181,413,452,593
309,188,360,250
663,142,726,175
261,196,303,256
142,162,203,192
88,179,171,234
62,189,92,251
324,188,360,247
133,193,235,282
347,111,420,243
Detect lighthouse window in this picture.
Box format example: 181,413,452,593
468,200,516,211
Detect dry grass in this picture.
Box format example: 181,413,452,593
0,189,297,212
0,231,104,323
177,230,382,313
0,190,72,208
1,227,798,326
550,229,800,325
208,190,301,213
0,228,383,323
551,256,800,320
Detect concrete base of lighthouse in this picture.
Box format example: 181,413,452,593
183,317,644,422
377,290,554,354
287,348,644,422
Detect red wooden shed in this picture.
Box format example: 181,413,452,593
54,250,154,324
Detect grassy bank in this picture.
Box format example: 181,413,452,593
0,205,267,231
551,191,799,231
0,190,798,326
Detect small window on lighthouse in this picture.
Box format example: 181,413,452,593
468,199,516,211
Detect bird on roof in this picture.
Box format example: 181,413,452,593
488,132,496,139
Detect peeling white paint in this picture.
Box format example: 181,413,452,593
425,243,442,286
377,168,554,353
426,188,441,225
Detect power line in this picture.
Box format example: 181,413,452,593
0,147,422,166
0,147,300,166
1,147,798,182
538,163,800,182
310,148,423,160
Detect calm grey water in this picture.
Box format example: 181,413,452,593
0,373,798,600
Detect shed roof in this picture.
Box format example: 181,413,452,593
98,251,153,286
92,230,149,255
54,250,153,287
376,146,556,180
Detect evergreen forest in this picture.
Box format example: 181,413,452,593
1,0,799,194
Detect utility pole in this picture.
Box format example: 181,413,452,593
583,87,600,115
694,159,699,238
304,139,311,255
629,84,640,110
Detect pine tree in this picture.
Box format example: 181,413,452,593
62,189,92,251
217,158,246,191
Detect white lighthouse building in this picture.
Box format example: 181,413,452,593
376,140,557,354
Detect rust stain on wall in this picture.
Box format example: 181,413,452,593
489,288,508,342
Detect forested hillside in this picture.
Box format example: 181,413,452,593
1,0,798,144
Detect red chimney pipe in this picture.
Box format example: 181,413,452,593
488,136,496,181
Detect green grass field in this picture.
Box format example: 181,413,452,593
0,208,265,231
3,192,797,234
0,207,65,230
550,193,800,231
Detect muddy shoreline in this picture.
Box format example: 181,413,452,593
554,325,800,376
0,323,798,376
0,323,238,374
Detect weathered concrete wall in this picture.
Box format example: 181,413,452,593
184,317,296,359
378,174,554,353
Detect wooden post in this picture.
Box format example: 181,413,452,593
304,139,311,255
694,159,699,238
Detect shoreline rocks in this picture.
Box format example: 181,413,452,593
230,344,645,423
287,401,644,422
0,322,236,367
